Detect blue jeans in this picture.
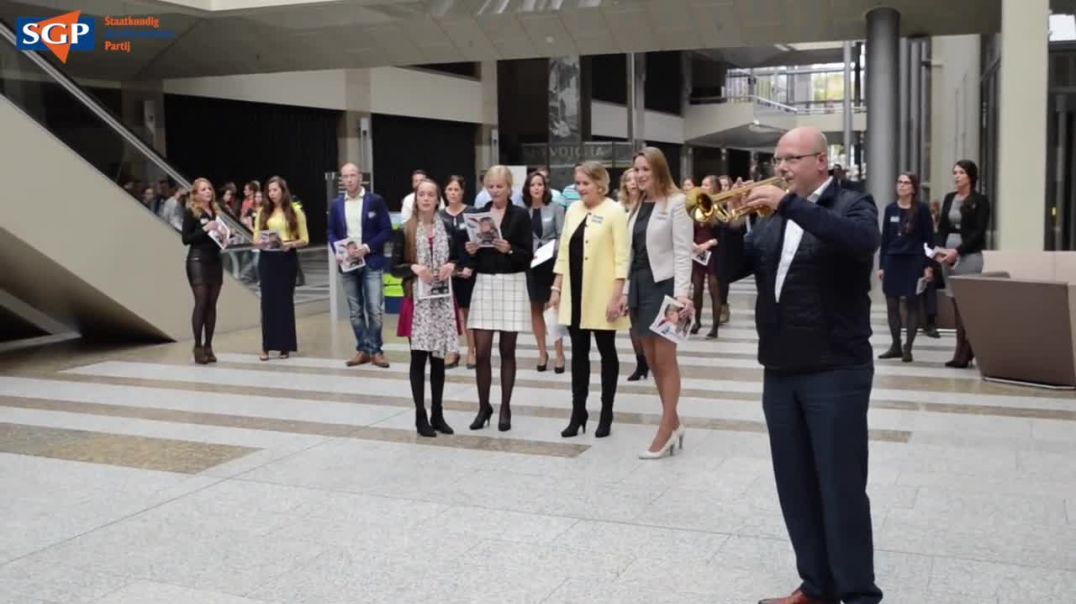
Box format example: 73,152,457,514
341,268,384,355
762,365,882,604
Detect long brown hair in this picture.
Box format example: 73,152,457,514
259,176,300,239
632,146,679,203
403,179,442,266
618,168,637,210
187,177,223,219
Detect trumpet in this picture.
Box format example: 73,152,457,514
684,176,788,225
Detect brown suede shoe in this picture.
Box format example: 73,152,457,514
758,589,834,604
346,352,371,367
371,354,390,368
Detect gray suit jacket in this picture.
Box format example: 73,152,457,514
531,203,565,250
626,193,693,298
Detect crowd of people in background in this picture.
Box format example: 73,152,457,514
163,148,988,440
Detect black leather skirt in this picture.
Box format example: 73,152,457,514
186,250,223,287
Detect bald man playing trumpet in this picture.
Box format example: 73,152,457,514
728,127,883,604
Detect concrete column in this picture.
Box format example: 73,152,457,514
548,56,583,187
997,0,1048,250
843,41,854,174
928,35,980,204
866,7,900,214
899,38,910,171
626,53,645,150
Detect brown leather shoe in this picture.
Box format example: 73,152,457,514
758,589,834,604
346,352,371,367
372,354,390,368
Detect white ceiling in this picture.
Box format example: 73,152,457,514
1,0,1001,80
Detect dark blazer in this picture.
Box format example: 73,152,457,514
469,204,534,274
880,201,934,272
389,221,461,297
731,180,880,373
182,207,221,257
327,190,392,271
936,191,990,256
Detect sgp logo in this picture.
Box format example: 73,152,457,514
17,11,96,64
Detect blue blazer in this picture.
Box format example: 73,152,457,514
328,191,392,271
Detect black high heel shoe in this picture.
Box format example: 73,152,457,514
560,410,588,438
469,405,493,430
690,322,701,335
537,352,548,372
498,405,512,432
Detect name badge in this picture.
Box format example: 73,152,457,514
589,214,604,225
200,217,209,225
889,216,899,223
367,211,376,218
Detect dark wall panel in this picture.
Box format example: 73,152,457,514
592,53,627,105
497,59,549,165
371,114,477,210
645,51,682,115
164,94,339,244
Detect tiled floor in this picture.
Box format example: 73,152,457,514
1,285,1075,603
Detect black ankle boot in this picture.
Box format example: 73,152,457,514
415,408,436,437
431,405,454,435
561,408,588,438
595,404,613,438
627,355,649,381
901,343,913,363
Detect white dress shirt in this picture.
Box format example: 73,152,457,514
774,177,832,302
344,187,365,244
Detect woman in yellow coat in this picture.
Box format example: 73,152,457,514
548,161,630,438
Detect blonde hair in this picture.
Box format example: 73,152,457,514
618,168,638,210
574,161,610,199
187,177,223,219
633,147,680,201
483,165,513,190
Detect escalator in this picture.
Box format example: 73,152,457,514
0,20,261,343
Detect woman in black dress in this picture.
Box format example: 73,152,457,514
440,175,476,369
182,177,227,364
523,171,566,373
690,175,721,338
877,172,934,362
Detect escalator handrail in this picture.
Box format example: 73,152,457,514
0,19,252,244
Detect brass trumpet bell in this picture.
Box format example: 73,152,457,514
684,176,788,225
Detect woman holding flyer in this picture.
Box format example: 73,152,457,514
627,147,694,459
392,179,460,437
465,165,533,432
877,172,934,363
440,175,476,369
548,161,629,438
253,176,309,361
523,171,566,373
182,177,227,365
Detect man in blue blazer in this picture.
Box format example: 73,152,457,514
329,163,393,368
734,128,883,604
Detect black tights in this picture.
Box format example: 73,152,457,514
569,327,619,410
473,330,517,409
409,350,445,413
692,271,721,327
191,284,222,347
885,296,919,350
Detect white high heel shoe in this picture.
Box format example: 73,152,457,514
675,424,686,449
638,429,678,460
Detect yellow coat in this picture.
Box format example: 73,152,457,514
553,197,631,331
